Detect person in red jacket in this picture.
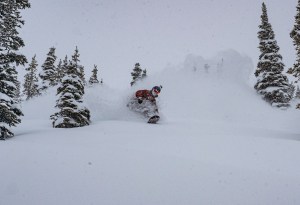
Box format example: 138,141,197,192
127,85,162,123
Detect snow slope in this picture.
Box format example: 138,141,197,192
1,50,300,205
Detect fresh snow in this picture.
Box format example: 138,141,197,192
1,50,300,205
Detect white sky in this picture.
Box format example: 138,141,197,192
19,0,297,88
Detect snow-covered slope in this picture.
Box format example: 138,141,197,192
1,50,300,205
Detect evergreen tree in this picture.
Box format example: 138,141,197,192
51,50,90,128
72,46,86,85
62,55,68,77
56,59,64,83
79,65,86,85
0,0,30,139
130,63,142,86
254,3,292,108
288,0,300,82
142,69,147,79
23,55,40,100
89,65,100,85
39,47,57,90
15,81,21,103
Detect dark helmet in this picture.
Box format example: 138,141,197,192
151,85,162,96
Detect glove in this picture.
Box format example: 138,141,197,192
138,99,143,104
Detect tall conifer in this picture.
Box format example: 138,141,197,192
288,0,300,81
130,63,142,86
55,59,65,83
254,3,292,108
39,47,57,91
72,46,86,85
23,55,40,100
89,65,100,85
51,49,90,128
0,0,30,139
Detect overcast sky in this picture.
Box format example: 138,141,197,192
19,0,297,88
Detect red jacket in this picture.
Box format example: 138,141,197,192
135,90,156,102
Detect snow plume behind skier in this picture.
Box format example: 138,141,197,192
127,85,162,123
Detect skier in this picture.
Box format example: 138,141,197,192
127,85,162,123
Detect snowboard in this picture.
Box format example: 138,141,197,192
148,115,160,124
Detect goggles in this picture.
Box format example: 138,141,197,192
153,88,160,94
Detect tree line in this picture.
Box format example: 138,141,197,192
24,47,103,100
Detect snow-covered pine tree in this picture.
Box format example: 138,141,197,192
89,65,100,85
55,59,65,84
23,55,40,100
142,69,147,79
79,65,86,85
130,63,143,86
72,46,86,85
0,0,30,139
50,50,90,128
15,81,21,103
39,47,57,91
287,0,300,82
254,3,292,108
62,55,68,76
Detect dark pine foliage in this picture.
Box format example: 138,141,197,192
0,0,30,139
130,63,143,86
142,69,147,79
254,3,292,108
55,59,65,84
23,55,40,100
89,65,100,85
72,46,86,85
288,0,300,81
61,55,68,79
39,47,57,91
51,48,90,128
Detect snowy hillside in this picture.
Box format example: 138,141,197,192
1,50,300,205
